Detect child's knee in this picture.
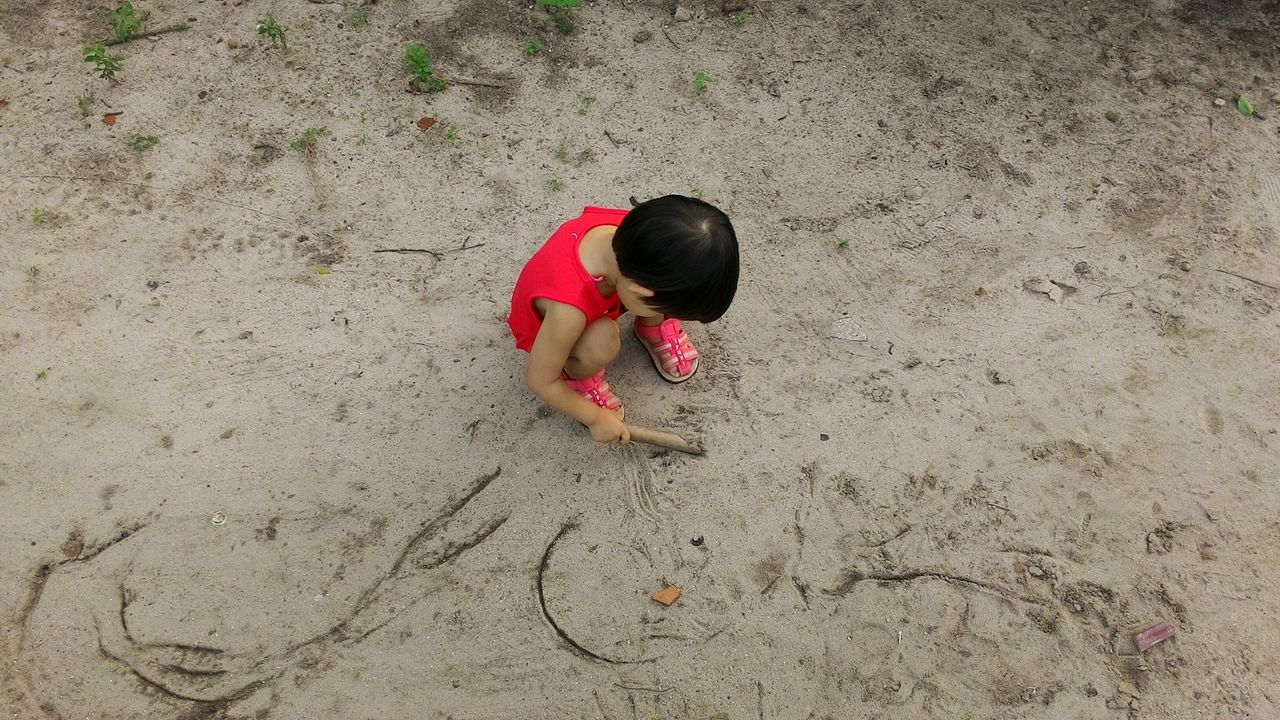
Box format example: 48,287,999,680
578,318,620,366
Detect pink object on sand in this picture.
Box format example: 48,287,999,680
1134,621,1176,652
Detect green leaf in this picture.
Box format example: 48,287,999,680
1236,95,1254,117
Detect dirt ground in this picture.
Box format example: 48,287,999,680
3,0,1279,718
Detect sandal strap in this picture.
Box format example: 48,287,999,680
638,318,697,376
562,370,622,411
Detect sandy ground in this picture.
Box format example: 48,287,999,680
3,0,1280,718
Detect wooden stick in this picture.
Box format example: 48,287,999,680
102,22,190,46
626,425,704,455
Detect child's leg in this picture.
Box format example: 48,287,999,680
564,317,621,379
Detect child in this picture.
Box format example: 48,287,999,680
508,195,739,444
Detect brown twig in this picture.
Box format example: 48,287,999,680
625,425,704,455
102,22,190,46
752,0,778,31
604,129,622,147
373,248,443,260
660,26,682,50
1213,268,1279,291
448,78,505,89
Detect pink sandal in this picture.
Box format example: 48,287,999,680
634,318,699,383
562,370,625,419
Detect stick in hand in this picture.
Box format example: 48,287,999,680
624,424,705,456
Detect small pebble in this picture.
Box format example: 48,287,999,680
198,90,208,100
386,127,402,137
819,433,830,441
1126,68,1154,82
146,279,160,290
1027,565,1044,577
673,5,693,21
1104,111,1120,124
905,186,924,201
1178,259,1192,272
1074,261,1091,274
877,118,888,128
1085,684,1099,698
1213,98,1226,106
633,29,651,43
690,535,704,546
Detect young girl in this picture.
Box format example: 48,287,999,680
508,195,740,444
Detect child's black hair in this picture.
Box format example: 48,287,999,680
613,194,739,322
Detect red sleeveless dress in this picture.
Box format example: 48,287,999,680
508,207,628,352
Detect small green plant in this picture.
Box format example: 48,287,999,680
903,121,917,142
36,368,49,380
731,13,747,27
83,44,123,80
256,16,288,51
28,265,41,279
130,134,159,152
108,2,150,42
404,43,448,92
522,39,542,56
690,186,703,199
577,95,596,115
347,9,369,27
506,137,523,148
445,126,458,143
290,127,329,153
693,72,712,94
1236,95,1255,117
547,175,565,191
536,0,581,35
837,238,851,250
554,141,568,160
77,92,95,116
31,208,49,224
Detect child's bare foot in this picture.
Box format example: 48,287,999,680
562,370,625,420
634,318,699,383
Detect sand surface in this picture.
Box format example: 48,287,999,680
2,0,1279,718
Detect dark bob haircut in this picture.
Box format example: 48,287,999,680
612,195,739,323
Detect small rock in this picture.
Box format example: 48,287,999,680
819,433,830,441
1104,110,1120,124
1213,97,1226,106
451,679,461,688
60,537,84,558
633,29,651,43
1127,68,1154,82
238,330,253,340
198,90,208,100
877,118,888,128
690,535,704,546
227,39,240,49
990,371,1012,385
673,5,693,21
905,186,924,201
828,318,867,342
1271,92,1280,104
386,127,402,137
723,0,746,10
972,207,986,219
146,279,160,290
1178,259,1192,272
1027,564,1044,577
42,143,59,155
1085,684,1099,698
1074,261,1091,274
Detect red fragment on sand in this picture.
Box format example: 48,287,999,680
1134,621,1176,652
102,112,122,126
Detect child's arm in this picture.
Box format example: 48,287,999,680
525,303,631,444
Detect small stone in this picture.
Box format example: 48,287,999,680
1074,261,1091,274
990,370,1011,385
1178,259,1192,272
146,279,160,290
1027,564,1044,577
633,29,651,43
673,5,693,21
1213,97,1226,106
819,433,830,441
386,127,402,137
691,535,704,546
238,330,253,340
1127,68,1154,82
972,207,986,219
905,186,924,201
451,679,460,688
1085,684,1099,698
198,90,208,99
1104,111,1120,124
877,118,888,128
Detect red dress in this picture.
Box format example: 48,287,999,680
508,207,628,352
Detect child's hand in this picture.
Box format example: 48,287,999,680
589,412,631,444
